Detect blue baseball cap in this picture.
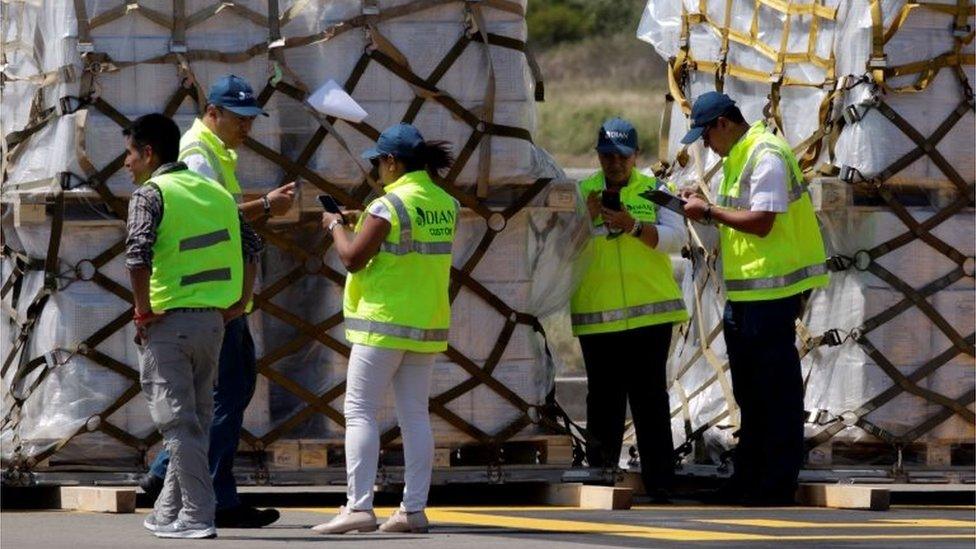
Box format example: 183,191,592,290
361,123,425,160
595,118,638,156
681,91,736,144
208,74,267,117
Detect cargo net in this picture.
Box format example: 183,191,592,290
637,0,975,469
0,0,589,475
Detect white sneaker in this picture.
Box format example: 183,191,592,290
311,506,378,534
379,508,429,533
152,519,217,539
142,512,172,532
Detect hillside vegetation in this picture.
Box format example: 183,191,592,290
527,1,669,168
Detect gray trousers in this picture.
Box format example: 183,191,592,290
138,310,224,525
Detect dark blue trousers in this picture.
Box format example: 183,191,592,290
150,315,256,512
723,293,805,500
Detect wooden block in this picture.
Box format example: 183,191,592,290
809,178,850,211
14,201,46,226
579,486,632,510
268,440,301,470
433,448,452,468
615,471,646,497
543,483,582,506
60,487,136,513
926,444,952,467
545,442,575,465
299,440,329,470
797,484,890,511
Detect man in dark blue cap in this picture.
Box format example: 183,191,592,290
680,92,828,506
570,118,688,502
140,74,293,528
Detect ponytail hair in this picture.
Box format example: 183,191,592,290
402,140,455,177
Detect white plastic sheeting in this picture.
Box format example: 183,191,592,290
639,0,975,464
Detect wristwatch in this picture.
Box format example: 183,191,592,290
261,195,272,216
327,218,342,232
629,219,643,237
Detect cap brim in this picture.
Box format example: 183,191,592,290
361,147,381,160
595,144,636,156
223,105,269,117
680,125,706,144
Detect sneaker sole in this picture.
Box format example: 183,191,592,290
311,523,378,535
154,528,217,539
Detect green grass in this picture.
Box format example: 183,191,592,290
534,34,668,168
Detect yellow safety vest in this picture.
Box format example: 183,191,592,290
343,171,458,353
179,118,242,199
570,169,688,336
717,122,829,302
148,168,243,312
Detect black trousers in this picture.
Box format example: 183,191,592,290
579,323,674,491
723,293,805,500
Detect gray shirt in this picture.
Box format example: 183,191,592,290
125,162,264,268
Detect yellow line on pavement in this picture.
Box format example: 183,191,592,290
296,507,976,542
699,518,974,529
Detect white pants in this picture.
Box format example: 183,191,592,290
344,344,435,512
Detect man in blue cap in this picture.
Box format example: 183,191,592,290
570,118,688,501
140,74,293,528
680,92,828,505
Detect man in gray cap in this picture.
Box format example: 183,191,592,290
680,92,828,505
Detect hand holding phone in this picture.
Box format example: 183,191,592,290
601,189,622,211
318,194,346,224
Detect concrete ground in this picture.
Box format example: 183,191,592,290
3,500,974,548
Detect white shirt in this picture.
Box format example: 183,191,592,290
748,153,790,213
182,152,219,182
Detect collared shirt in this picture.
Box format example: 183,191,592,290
125,162,263,268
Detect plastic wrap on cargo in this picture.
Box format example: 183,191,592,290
1,0,581,469
638,0,975,466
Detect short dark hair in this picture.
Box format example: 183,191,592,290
719,105,747,125
122,113,180,163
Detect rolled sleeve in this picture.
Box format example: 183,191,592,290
125,185,163,269
748,153,789,213
239,213,264,263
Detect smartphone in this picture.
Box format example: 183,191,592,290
317,194,346,224
317,193,343,214
643,189,688,217
601,189,622,211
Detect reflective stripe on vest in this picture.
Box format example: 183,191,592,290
724,263,828,292
179,229,230,251
181,267,232,286
571,299,685,327
380,193,455,256
344,318,449,342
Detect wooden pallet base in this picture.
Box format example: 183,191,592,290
806,441,974,468
541,483,633,510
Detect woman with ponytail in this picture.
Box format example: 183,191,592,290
312,124,458,535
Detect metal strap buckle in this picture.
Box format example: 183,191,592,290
868,55,888,70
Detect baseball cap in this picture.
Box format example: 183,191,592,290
680,91,736,144
595,118,638,156
361,123,425,160
208,74,268,117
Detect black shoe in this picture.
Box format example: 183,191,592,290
139,472,164,502
699,482,745,505
648,488,672,504
215,505,281,528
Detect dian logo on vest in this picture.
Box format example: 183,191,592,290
414,206,455,237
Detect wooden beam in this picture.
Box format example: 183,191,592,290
59,487,136,513
797,484,890,510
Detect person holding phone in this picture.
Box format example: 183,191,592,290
312,124,458,534
571,118,688,502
